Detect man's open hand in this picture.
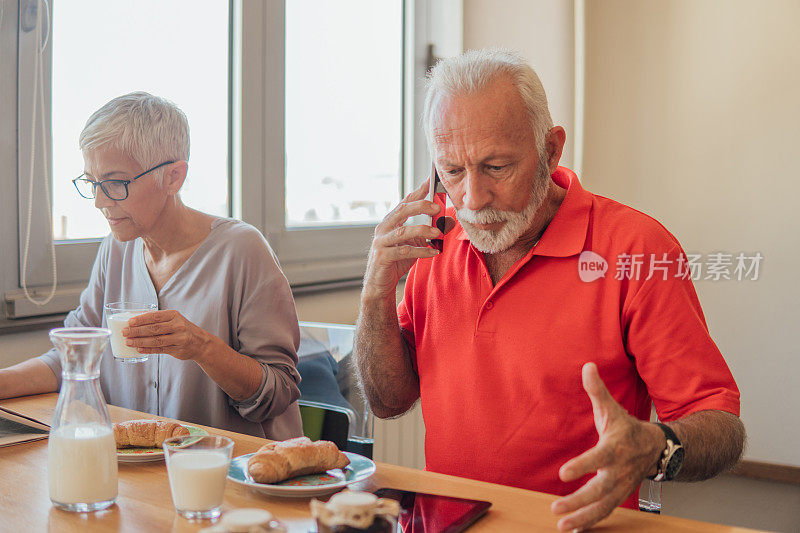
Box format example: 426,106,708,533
551,362,664,531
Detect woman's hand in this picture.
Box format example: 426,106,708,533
124,310,265,401
123,310,216,362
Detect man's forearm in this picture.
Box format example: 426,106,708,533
0,358,59,399
667,410,745,481
354,294,420,418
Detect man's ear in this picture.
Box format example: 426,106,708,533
163,161,188,195
545,126,567,174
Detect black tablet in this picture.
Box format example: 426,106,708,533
374,488,491,533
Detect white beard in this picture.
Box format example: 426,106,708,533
456,159,551,254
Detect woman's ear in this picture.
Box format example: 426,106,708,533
163,161,189,195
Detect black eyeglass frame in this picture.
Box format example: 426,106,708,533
72,160,176,201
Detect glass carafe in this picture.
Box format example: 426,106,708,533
47,327,118,512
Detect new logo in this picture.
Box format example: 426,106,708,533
578,251,608,282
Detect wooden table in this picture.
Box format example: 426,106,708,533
0,394,763,532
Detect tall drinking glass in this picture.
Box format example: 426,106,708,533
163,435,234,520
48,327,118,512
104,302,157,363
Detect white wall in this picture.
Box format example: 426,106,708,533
294,287,363,325
463,0,576,169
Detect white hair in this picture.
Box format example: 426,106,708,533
79,92,190,184
422,48,553,154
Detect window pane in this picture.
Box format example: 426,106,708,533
285,0,403,227
52,0,229,241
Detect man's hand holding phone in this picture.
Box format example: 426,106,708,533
362,171,453,302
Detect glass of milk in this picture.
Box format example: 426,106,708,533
48,327,118,512
104,301,157,363
163,435,234,520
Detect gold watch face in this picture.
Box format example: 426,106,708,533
663,444,685,480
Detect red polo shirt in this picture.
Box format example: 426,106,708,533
397,167,740,509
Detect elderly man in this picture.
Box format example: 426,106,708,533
0,92,302,439
355,49,744,531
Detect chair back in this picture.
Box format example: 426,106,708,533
297,321,374,458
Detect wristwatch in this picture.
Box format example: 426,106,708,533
648,423,685,481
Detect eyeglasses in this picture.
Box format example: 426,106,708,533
72,161,175,201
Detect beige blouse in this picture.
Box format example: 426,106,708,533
39,217,302,440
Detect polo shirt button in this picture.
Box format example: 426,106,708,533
153,381,158,389
485,300,494,310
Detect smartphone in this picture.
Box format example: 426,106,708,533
374,488,491,533
427,163,447,252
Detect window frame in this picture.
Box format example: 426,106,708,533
16,0,100,289
0,0,21,320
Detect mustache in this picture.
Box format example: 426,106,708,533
455,206,515,225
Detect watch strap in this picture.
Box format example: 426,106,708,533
648,422,685,482
655,422,680,446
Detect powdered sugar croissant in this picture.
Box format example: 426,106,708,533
247,436,350,484
113,419,189,448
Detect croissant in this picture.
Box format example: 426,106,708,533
113,419,189,448
247,436,350,484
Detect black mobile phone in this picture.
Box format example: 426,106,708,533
427,163,447,252
374,488,491,533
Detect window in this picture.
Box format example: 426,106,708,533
284,1,403,228
1,0,452,320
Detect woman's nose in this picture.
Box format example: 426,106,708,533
93,185,114,209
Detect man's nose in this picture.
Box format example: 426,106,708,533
93,185,115,209
460,170,493,211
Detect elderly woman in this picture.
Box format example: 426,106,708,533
0,92,302,439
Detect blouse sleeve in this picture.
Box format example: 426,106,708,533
226,227,301,423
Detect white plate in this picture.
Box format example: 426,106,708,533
227,451,376,498
116,424,207,463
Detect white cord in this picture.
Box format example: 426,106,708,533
21,0,57,306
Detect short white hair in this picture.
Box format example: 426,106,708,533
422,48,553,154
79,92,190,184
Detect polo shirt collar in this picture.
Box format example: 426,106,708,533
455,166,591,258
